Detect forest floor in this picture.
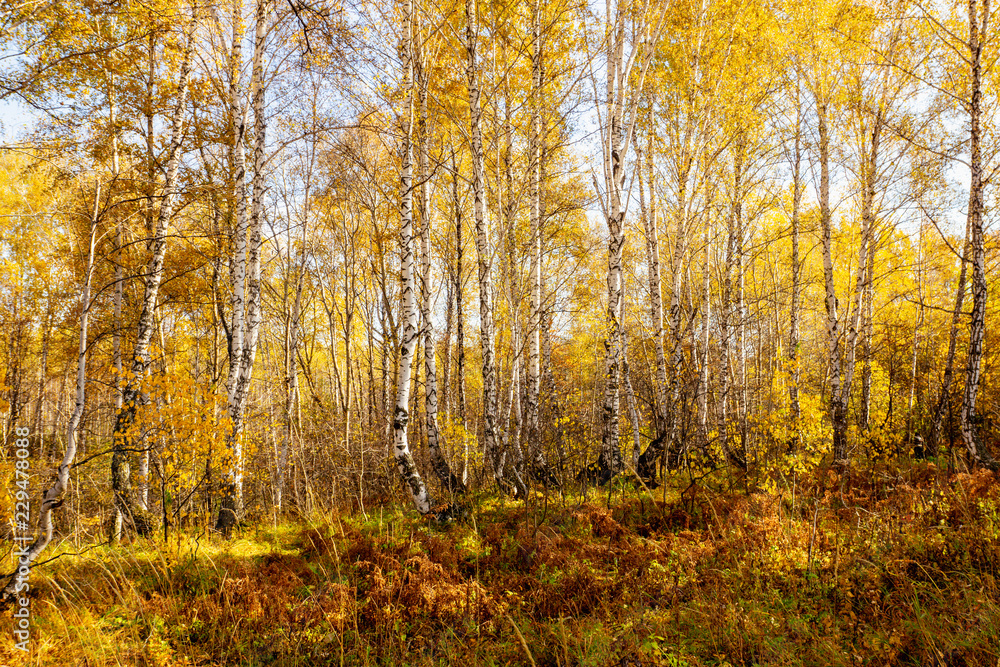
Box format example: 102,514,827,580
2,463,1000,666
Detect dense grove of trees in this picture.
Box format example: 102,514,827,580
3,0,1000,597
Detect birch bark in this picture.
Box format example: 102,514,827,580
928,218,970,456
416,31,463,493
960,0,995,467
465,0,507,491
451,150,470,484
589,0,666,485
218,0,267,534
696,220,711,443
788,96,803,442
834,113,880,463
816,100,848,464
635,120,668,436
111,15,195,538
1,185,100,604
525,0,554,484
392,0,433,514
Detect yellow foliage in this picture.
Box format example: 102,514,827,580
119,367,232,516
754,362,830,492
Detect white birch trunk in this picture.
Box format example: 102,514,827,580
817,100,847,464
928,217,971,455
465,0,506,491
416,36,463,493
788,102,803,442
450,151,470,484
697,220,711,441
859,224,876,432
219,0,269,534
218,0,249,532
836,119,879,462
525,0,548,483
620,301,642,470
590,0,666,485
829,110,881,465
661,175,687,463
636,123,669,433
1,187,100,603
393,0,433,514
735,153,748,464
717,159,746,470
112,15,195,537
961,0,995,467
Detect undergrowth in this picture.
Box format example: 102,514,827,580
2,463,999,666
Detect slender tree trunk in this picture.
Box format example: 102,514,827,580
718,159,744,470
416,34,463,494
634,122,671,483
342,228,356,457
451,150,470,484
525,0,554,485
278,241,304,515
1,188,100,606
392,0,434,514
788,98,803,445
218,0,248,533
961,0,994,467
817,100,848,464
622,320,642,471
639,116,694,480
538,139,558,461
33,302,52,459
466,0,514,493
590,3,665,486
636,119,669,434
593,19,627,485
117,22,154,539
442,272,453,420
110,68,124,459
907,224,925,446
835,115,880,463
146,29,156,240
860,225,876,432
735,154,749,466
218,0,269,534
112,15,195,539
697,219,711,443
234,0,268,501
499,90,529,492
928,217,971,456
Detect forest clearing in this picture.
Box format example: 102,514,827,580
3,0,1000,663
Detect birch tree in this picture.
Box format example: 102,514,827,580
391,0,433,514
218,0,269,534
959,0,997,468
634,115,669,477
587,0,666,484
525,0,555,485
774,63,806,449
465,0,519,494
927,216,970,456
111,11,196,538
1,184,99,603
415,23,464,494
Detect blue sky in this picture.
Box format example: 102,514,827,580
0,98,35,141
